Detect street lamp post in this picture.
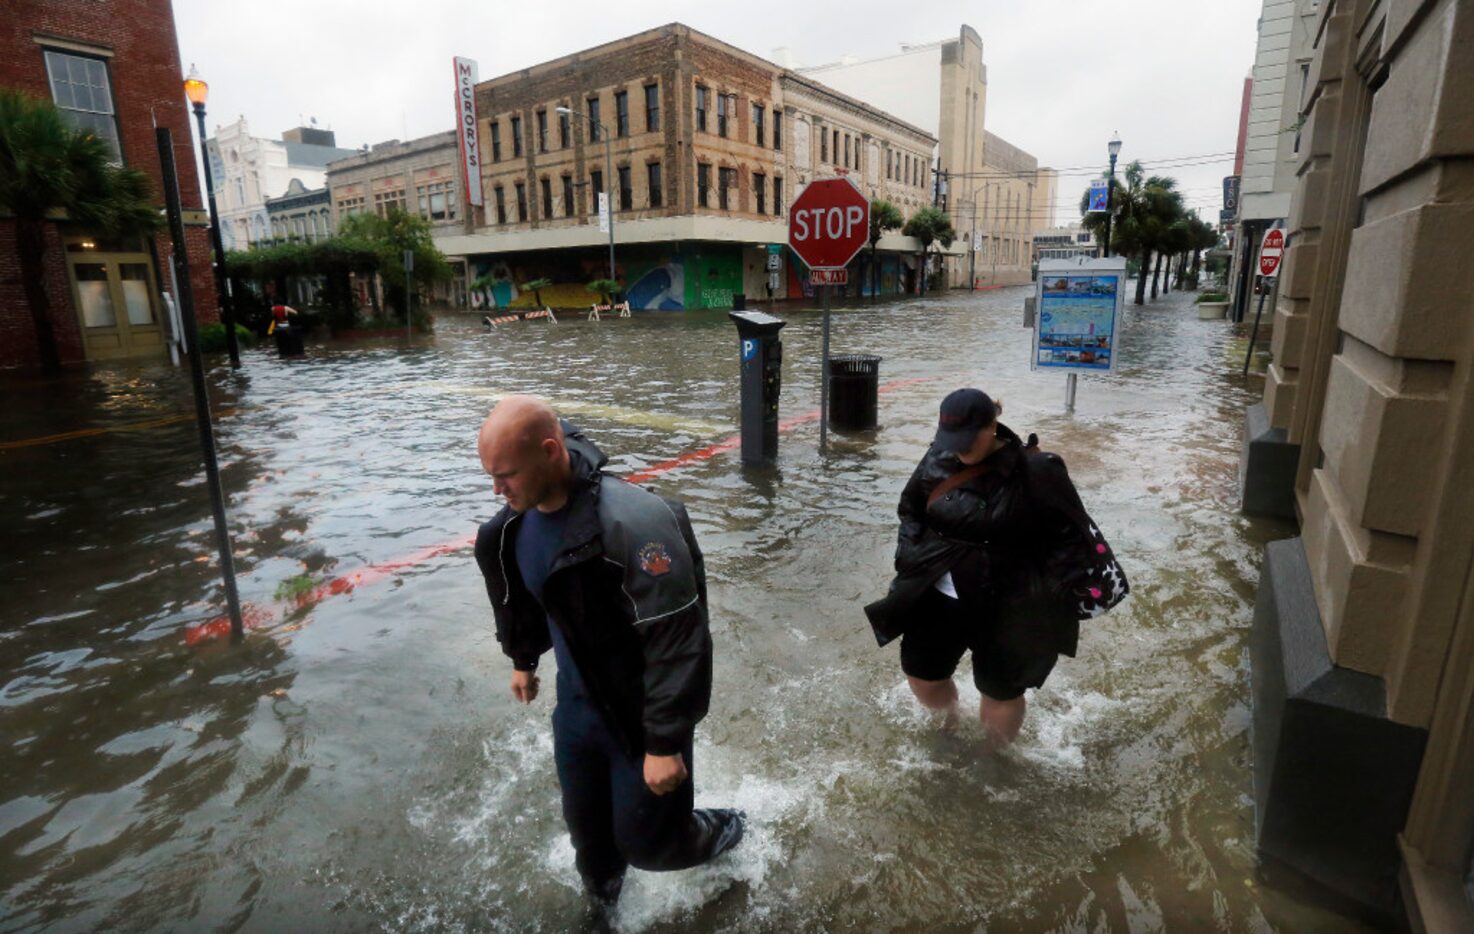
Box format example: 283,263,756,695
557,105,616,288
183,66,241,368
1103,131,1122,259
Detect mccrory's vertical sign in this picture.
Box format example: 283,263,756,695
453,57,484,207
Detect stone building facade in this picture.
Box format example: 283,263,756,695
324,130,465,306
1240,0,1474,927
437,23,936,311
2,0,218,367
264,179,331,243
796,26,1053,288
206,120,356,251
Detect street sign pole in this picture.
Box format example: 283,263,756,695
155,126,245,641
403,248,414,341
1243,227,1284,376
820,284,831,454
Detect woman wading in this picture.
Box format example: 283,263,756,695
866,389,1128,746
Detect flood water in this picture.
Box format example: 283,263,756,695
2,286,1366,931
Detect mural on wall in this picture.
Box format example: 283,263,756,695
624,257,686,310
685,249,743,310
466,248,747,312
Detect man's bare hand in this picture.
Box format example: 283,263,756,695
511,669,540,704
643,753,688,795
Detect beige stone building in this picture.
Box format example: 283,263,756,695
796,26,1054,287
325,130,462,231
324,131,466,305
437,24,935,311
1239,0,1474,927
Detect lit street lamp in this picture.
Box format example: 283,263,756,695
183,64,241,368
1103,131,1122,259
556,105,616,288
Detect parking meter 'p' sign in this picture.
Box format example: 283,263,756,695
742,339,757,361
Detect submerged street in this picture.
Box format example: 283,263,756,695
1,287,1364,931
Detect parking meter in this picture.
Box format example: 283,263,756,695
728,310,786,465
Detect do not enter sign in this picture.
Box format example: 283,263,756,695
1259,228,1285,277
788,177,870,271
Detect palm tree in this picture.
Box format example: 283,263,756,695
1186,215,1220,288
867,199,904,299
0,89,161,370
1141,176,1185,301
902,206,955,297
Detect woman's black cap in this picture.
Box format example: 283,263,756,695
934,388,997,452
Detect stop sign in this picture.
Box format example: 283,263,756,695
1259,228,1285,277
788,177,870,270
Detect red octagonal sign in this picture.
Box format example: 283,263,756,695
788,177,870,270
1259,228,1285,277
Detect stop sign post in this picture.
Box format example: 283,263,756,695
788,177,870,453
1244,227,1285,376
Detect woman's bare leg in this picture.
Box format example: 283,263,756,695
979,693,1026,749
907,676,960,728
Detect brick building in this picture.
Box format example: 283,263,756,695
439,23,937,311
2,0,218,368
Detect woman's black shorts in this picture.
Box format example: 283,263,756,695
899,586,1060,701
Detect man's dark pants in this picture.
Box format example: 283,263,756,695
551,679,718,892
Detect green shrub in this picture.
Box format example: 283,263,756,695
198,323,257,353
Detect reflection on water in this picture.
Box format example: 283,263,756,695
1,288,1362,931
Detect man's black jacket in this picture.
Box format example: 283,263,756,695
475,425,712,758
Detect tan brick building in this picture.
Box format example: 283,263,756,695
437,23,936,311
1240,0,1474,927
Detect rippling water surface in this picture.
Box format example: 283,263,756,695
1,286,1363,931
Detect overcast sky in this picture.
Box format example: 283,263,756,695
173,0,1262,227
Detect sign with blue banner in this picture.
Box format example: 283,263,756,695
1087,179,1109,212
1032,256,1127,373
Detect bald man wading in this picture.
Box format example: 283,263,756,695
474,396,744,911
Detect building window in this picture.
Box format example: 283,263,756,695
417,180,456,221
559,108,571,148
844,134,850,168
774,176,783,215
617,166,632,211
374,189,404,216
590,170,603,214
718,166,736,210
754,172,766,214
490,122,502,162
541,178,553,218
832,130,839,165
338,196,364,216
1294,62,1311,154
647,162,662,208
645,84,660,132
587,97,602,141
753,104,765,147
698,162,711,207
821,130,828,163
615,90,629,138
562,175,575,217
512,116,526,157
773,111,782,151
695,85,708,132
886,150,892,179
537,110,549,152
514,181,527,221
717,94,731,137
43,50,121,163
494,186,506,224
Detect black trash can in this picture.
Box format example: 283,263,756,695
732,292,747,311
828,354,882,430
